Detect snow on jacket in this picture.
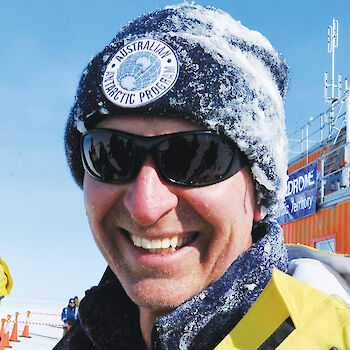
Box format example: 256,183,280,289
215,249,350,349
53,220,350,349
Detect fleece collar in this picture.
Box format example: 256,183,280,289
78,219,288,350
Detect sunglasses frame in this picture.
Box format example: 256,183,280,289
81,128,248,187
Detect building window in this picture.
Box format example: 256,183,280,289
313,234,336,252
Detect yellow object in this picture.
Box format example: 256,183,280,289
0,258,13,296
215,269,350,349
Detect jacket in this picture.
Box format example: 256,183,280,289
53,220,350,349
62,306,79,328
0,258,13,297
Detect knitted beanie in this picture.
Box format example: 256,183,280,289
65,3,289,217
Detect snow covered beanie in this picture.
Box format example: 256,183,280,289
64,3,289,217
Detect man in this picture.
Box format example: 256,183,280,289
61,298,79,337
55,4,350,349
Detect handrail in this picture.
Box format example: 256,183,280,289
317,141,350,203
287,88,350,204
288,90,349,162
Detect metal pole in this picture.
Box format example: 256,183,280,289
346,91,350,166
341,90,350,188
301,129,304,154
331,19,335,101
306,123,309,163
321,158,325,202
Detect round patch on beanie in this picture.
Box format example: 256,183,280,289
102,38,179,108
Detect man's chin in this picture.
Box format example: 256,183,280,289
123,279,199,313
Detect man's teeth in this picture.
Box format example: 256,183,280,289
131,234,193,253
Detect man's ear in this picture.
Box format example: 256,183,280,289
253,204,262,222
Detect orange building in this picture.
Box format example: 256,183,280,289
282,92,350,254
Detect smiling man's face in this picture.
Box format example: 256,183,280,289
83,115,260,314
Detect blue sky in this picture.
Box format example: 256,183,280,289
1,0,349,302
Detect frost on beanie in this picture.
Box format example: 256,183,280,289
65,3,289,217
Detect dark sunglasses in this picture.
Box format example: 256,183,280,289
81,129,248,187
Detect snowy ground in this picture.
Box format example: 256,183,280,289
0,297,65,349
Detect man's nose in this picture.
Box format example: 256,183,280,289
123,157,178,226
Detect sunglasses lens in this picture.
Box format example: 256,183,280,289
82,131,136,182
157,134,236,185
82,129,245,186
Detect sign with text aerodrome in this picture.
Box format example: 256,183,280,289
277,161,318,225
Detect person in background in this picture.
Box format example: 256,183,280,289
0,258,13,305
73,296,79,308
61,298,79,337
54,3,350,349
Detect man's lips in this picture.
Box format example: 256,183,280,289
120,229,198,254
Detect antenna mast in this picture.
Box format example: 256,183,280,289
323,18,350,183
324,18,349,136
324,18,340,105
